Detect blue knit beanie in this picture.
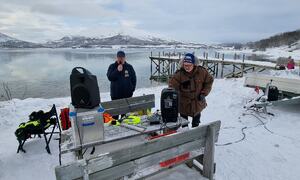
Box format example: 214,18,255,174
183,53,195,64
117,50,125,57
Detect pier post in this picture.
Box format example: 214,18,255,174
233,65,236,77
221,54,224,78
241,54,245,77
150,58,153,79
216,62,219,78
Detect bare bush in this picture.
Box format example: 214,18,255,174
2,82,12,101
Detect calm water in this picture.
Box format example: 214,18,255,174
0,48,220,100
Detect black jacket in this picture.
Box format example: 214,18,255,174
107,62,137,99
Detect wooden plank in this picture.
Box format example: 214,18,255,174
55,160,85,180
89,161,136,180
56,121,221,180
104,101,155,116
90,141,205,180
101,94,155,116
102,94,155,109
203,125,216,180
131,150,204,179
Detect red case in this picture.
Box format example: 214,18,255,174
60,108,71,130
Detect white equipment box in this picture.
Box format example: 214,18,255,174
69,105,104,148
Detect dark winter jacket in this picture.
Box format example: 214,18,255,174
169,66,214,117
107,61,137,99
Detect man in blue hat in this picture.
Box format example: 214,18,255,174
169,53,213,127
107,50,137,119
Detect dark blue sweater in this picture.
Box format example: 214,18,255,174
107,62,137,99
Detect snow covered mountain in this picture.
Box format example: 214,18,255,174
0,32,212,48
45,34,183,48
0,32,42,48
0,32,18,42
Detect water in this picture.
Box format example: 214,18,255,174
0,48,216,101
0,48,268,101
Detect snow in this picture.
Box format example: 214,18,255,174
265,69,300,79
0,78,300,180
0,33,18,43
220,46,300,61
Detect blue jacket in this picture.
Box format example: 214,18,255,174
107,62,137,99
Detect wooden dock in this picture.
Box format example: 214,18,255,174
149,52,278,81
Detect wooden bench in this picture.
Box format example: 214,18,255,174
101,94,155,116
56,94,221,180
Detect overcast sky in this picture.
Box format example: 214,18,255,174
0,0,299,44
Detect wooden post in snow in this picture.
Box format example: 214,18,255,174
203,125,216,180
241,54,245,77
221,54,225,78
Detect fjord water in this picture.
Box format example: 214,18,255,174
0,48,216,100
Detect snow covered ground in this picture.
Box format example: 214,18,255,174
0,78,299,180
220,46,300,61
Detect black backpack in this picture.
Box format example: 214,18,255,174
267,86,279,101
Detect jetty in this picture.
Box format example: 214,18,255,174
149,51,278,81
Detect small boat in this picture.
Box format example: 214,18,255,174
244,70,300,112
244,70,300,95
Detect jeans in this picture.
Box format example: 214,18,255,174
180,113,201,127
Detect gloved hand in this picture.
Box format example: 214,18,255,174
198,94,206,102
181,80,190,89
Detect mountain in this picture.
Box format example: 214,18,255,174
0,32,42,48
0,32,210,49
247,29,300,50
0,32,18,42
45,34,183,48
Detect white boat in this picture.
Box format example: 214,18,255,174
244,70,300,95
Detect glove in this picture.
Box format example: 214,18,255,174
198,94,206,102
181,80,190,89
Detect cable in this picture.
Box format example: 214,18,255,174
242,113,274,134
216,111,274,147
216,126,247,146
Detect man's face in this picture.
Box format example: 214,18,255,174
117,56,125,64
183,62,194,72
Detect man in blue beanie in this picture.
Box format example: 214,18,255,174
107,50,137,119
169,53,214,127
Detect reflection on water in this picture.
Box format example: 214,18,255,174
0,48,214,100
0,48,261,100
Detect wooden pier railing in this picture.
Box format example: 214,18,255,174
149,51,278,81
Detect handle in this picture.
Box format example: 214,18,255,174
72,67,91,75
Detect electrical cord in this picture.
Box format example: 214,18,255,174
216,111,274,147
243,112,274,134
216,126,247,146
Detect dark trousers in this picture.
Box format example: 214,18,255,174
180,113,201,127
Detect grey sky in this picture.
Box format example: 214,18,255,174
0,0,299,43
